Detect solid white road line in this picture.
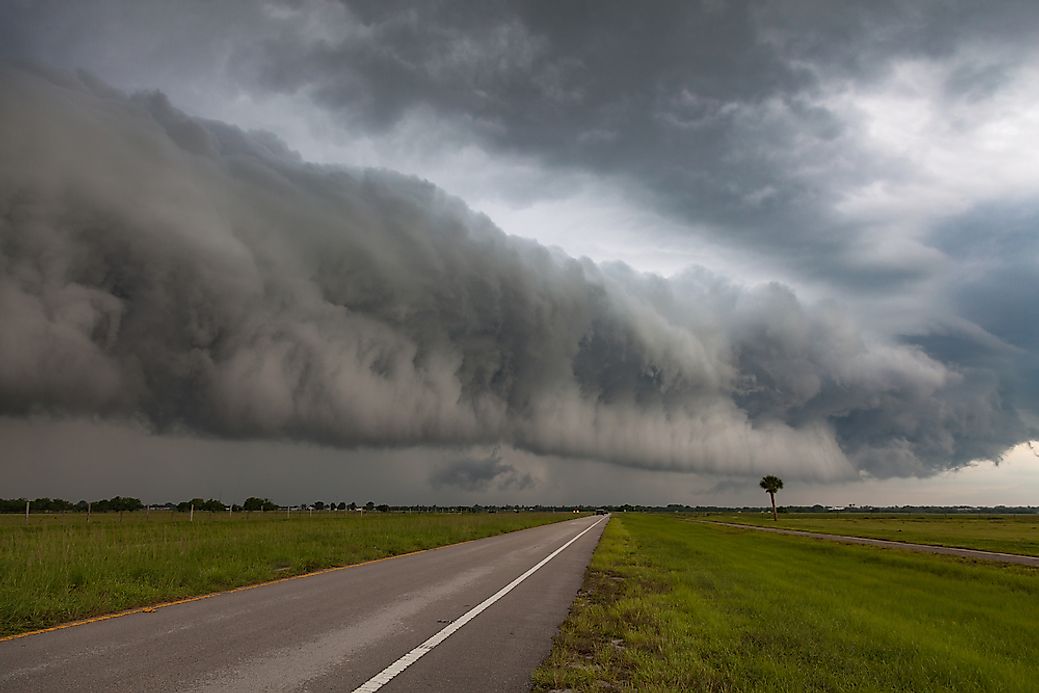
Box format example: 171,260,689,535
351,516,606,693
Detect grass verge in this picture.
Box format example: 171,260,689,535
533,514,1039,692
0,511,571,637
705,513,1039,556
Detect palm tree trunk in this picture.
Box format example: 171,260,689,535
770,492,777,521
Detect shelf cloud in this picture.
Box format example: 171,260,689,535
1,65,1032,482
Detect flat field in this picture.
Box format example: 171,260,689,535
0,511,570,637
706,512,1039,556
534,514,1039,692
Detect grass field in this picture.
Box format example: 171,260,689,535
534,514,1039,692
0,511,571,637
705,512,1039,556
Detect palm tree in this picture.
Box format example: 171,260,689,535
760,475,784,521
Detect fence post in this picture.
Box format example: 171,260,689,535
25,500,29,525
190,503,194,522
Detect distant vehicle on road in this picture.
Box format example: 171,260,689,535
595,509,608,515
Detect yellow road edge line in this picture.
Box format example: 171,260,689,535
0,518,581,643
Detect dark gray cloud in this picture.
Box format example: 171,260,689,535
0,65,1033,484
1,2,1037,503
3,2,1037,284
5,417,1038,507
430,448,535,492
187,0,1039,290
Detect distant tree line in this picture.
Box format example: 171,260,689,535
0,497,144,513
0,496,392,514
3,497,1036,515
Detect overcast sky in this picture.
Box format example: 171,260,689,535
1,1,1037,505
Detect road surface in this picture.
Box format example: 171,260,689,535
0,515,607,692
705,520,1039,566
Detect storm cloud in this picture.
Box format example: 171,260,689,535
430,448,535,493
1,64,1033,482
10,1,1037,289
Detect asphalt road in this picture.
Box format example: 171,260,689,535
706,520,1039,566
0,515,607,692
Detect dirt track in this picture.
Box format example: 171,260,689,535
704,521,1039,567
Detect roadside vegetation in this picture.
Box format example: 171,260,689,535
0,511,571,637
534,514,1039,692
707,512,1039,556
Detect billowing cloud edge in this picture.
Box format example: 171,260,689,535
0,64,1033,482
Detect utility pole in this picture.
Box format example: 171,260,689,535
190,503,194,522
25,500,29,525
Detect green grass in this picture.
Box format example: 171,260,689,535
0,511,571,637
534,514,1039,692
705,513,1039,556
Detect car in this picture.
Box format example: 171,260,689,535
595,508,608,515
